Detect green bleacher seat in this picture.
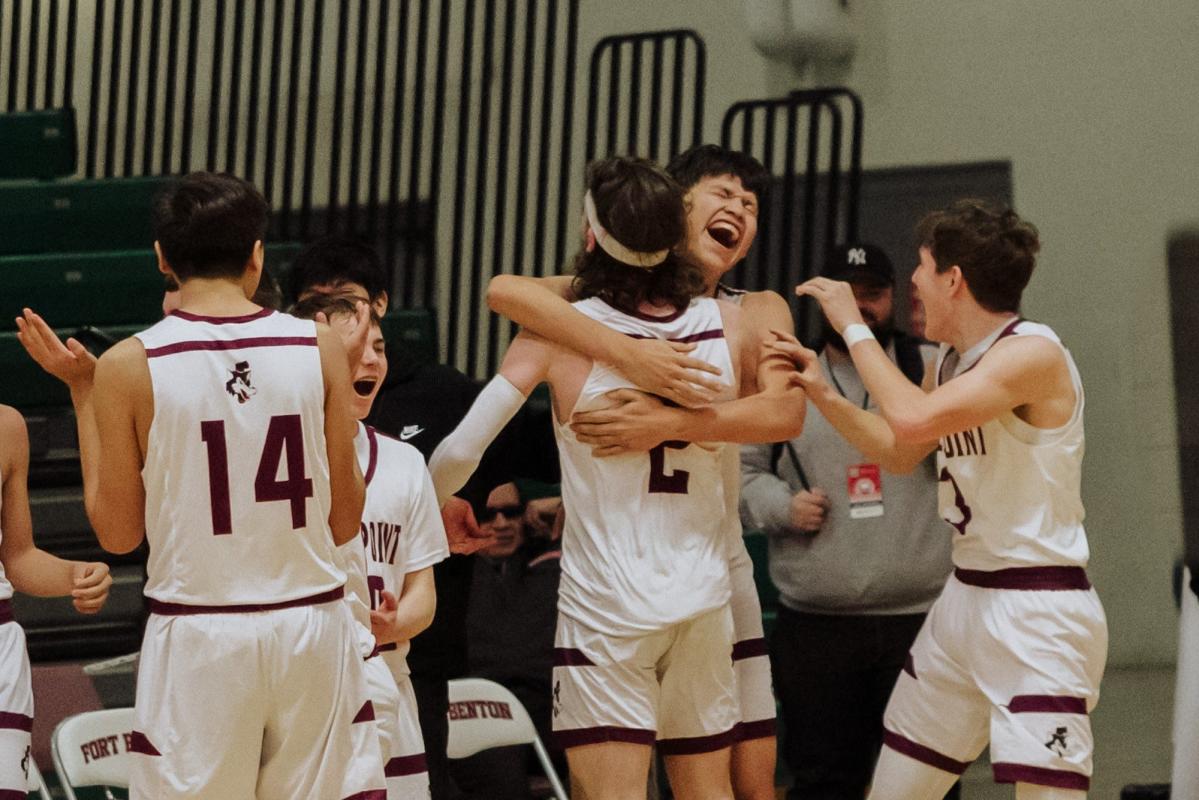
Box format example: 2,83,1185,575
744,530,779,609
0,175,174,256
380,308,438,366
0,108,77,180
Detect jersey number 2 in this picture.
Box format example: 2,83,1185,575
200,415,315,535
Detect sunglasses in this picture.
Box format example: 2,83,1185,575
476,502,527,523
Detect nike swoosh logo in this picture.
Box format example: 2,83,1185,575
399,426,424,441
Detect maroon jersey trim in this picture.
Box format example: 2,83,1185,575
147,586,345,615
953,566,1091,591
1007,695,1088,715
144,335,318,358
624,305,687,323
127,731,161,756
341,792,388,800
657,725,738,755
385,754,428,777
992,763,1089,790
626,327,724,344
169,308,275,324
0,600,12,626
882,729,970,775
0,712,33,732
731,638,767,661
364,426,380,487
732,718,776,742
552,647,595,667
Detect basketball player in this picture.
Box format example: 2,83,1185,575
486,145,801,800
0,405,111,795
430,156,798,800
291,294,451,798
17,172,385,799
773,200,1107,799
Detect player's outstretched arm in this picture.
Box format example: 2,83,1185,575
428,330,550,505
0,407,112,612
487,273,724,408
318,324,366,546
570,292,807,454
370,567,436,646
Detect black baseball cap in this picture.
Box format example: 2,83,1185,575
823,243,895,287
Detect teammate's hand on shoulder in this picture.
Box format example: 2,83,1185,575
788,488,829,534
795,278,864,334
570,389,668,456
441,497,498,555
369,590,400,644
618,337,723,409
70,561,112,614
15,308,98,391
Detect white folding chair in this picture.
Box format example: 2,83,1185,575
50,707,136,800
27,759,51,800
446,677,568,800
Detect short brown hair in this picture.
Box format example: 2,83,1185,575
153,172,269,281
916,199,1040,313
570,157,704,314
289,294,381,330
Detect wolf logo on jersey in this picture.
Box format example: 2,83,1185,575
225,360,256,403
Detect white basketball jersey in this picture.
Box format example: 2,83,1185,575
349,424,449,678
0,488,11,601
716,285,748,544
935,319,1090,571
135,308,345,606
555,297,738,636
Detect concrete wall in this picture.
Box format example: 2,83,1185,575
578,0,1197,665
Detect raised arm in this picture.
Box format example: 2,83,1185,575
487,273,724,407
318,324,366,546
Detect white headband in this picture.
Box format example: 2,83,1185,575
583,191,670,269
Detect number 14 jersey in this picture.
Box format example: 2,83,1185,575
555,297,737,637
135,308,345,607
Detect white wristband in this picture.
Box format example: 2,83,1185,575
842,323,875,348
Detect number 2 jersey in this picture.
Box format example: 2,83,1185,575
555,297,738,637
935,319,1090,571
135,308,346,606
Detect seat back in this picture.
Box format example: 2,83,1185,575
0,108,77,180
51,707,135,800
446,678,538,757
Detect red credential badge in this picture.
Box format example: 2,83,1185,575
847,463,883,519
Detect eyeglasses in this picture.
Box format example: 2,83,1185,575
477,502,527,523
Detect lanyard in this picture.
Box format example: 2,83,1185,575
826,354,870,410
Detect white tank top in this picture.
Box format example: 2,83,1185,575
716,285,748,545
935,319,1090,571
0,484,11,602
555,297,737,635
349,424,450,676
135,308,345,606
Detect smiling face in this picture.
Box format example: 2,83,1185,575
326,312,388,420
478,483,526,559
680,173,759,287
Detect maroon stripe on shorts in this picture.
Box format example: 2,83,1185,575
0,789,30,799
553,647,596,667
733,718,777,742
0,600,13,625
0,713,32,732
882,729,970,775
731,638,768,661
170,308,275,324
953,566,1091,591
658,726,738,756
1007,695,1088,715
364,427,380,487
144,335,318,358
385,754,428,777
127,731,161,756
903,653,917,679
148,586,344,615
340,791,388,800
554,726,656,749
993,762,1089,790
352,701,376,724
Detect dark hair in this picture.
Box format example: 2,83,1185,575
666,144,769,200
153,172,269,281
570,157,702,313
915,200,1040,313
289,294,382,329
288,237,388,306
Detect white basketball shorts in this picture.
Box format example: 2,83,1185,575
727,541,776,741
882,568,1107,791
551,605,738,756
130,595,386,800
364,654,429,799
0,609,34,797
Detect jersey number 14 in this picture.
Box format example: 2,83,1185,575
200,414,315,535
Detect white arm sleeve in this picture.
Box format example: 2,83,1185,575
428,374,527,505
